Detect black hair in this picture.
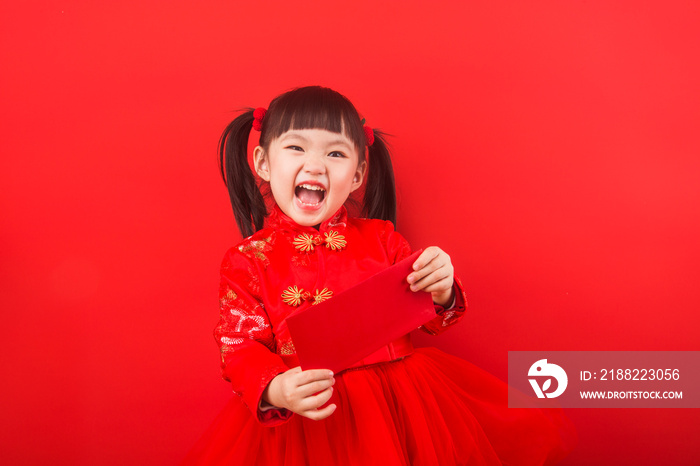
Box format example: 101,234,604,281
219,85,397,238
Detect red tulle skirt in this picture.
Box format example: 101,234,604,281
183,348,576,465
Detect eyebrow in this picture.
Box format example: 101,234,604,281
326,139,352,148
281,133,352,148
280,133,309,142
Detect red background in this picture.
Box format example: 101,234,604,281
2,1,699,464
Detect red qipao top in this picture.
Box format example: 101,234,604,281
214,204,468,426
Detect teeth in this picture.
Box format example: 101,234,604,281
298,183,325,191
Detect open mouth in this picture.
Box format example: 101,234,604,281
295,183,326,206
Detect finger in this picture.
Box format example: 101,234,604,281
298,386,334,411
421,276,454,293
408,260,445,286
295,369,335,386
303,403,337,421
410,266,452,292
411,247,441,272
408,252,448,284
297,378,335,398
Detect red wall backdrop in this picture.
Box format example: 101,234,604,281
1,1,698,464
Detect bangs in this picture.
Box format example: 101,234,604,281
259,86,366,152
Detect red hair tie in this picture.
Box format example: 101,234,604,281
361,118,375,146
252,107,267,131
363,125,375,146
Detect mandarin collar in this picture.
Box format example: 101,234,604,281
265,203,348,233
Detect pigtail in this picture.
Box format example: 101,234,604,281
218,109,267,238
362,130,397,227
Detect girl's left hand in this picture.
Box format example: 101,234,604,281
407,246,455,307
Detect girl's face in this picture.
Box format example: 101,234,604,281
254,128,366,227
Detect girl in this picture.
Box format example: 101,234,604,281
184,86,575,465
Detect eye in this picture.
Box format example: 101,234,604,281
328,151,346,158
285,145,304,152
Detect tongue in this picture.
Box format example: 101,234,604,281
297,187,323,205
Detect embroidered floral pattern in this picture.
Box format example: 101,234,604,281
325,208,346,229
220,335,245,346
281,286,334,306
323,231,347,250
247,266,261,296
216,307,270,353
293,230,346,252
220,287,237,307
281,285,304,307
238,236,273,267
291,255,311,267
313,287,333,304
293,233,322,252
279,340,296,355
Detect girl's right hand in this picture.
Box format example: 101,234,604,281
263,366,337,421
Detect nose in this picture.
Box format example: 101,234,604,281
302,151,326,175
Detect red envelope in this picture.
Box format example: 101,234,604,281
286,249,435,373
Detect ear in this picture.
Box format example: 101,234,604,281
253,146,270,181
349,160,367,193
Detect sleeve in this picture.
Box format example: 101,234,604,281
214,247,293,426
382,221,468,336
